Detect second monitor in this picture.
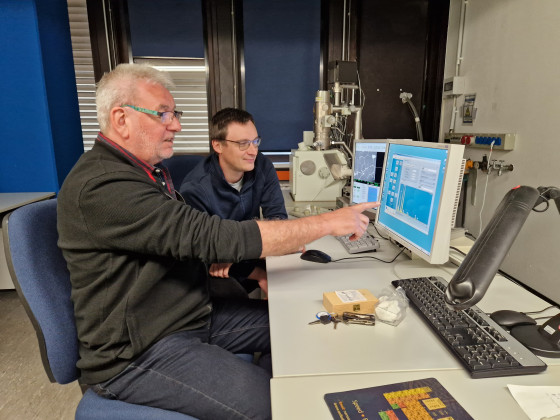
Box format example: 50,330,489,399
350,139,387,205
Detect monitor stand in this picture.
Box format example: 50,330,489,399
511,313,560,358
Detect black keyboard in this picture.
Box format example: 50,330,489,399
392,276,547,379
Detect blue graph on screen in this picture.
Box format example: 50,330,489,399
396,184,431,225
379,144,446,254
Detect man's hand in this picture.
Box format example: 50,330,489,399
209,262,233,278
257,201,379,257
248,266,268,296
321,202,380,240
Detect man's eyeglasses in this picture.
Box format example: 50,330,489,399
221,137,262,151
122,104,183,125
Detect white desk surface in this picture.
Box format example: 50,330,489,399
0,192,55,213
1,192,55,289
267,235,558,378
266,233,560,419
271,366,560,420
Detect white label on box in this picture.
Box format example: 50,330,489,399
335,290,367,303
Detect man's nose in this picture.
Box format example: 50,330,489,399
247,142,258,153
169,116,182,132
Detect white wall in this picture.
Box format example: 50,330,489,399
442,0,560,301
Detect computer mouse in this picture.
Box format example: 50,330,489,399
490,310,537,328
300,249,332,264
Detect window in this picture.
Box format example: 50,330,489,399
134,58,209,153
66,1,210,153
67,0,99,151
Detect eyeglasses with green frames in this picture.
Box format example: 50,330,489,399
221,137,262,151
122,104,183,125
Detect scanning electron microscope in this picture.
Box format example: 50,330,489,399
290,61,363,202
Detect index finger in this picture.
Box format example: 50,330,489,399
351,201,380,212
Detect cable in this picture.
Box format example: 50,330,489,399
399,92,424,142
533,315,558,321
449,246,468,256
478,141,495,236
524,305,555,315
308,181,330,202
465,231,477,241
332,246,406,264
532,187,554,213
532,200,550,213
372,223,389,240
357,69,366,108
446,246,468,269
332,126,345,138
483,307,557,318
306,170,340,202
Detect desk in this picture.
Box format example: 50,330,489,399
266,233,560,419
271,366,560,419
1,192,55,289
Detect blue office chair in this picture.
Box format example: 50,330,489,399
162,154,205,188
2,199,197,420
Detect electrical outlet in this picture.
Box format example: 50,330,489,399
444,132,516,150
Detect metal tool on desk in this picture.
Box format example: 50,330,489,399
340,312,375,326
308,311,375,328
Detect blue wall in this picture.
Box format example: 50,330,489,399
243,0,321,152
0,0,83,193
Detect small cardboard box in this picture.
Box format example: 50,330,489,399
323,289,378,316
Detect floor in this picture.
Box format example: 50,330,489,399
0,286,265,420
0,290,82,420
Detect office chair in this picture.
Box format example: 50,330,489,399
2,199,197,420
162,154,205,188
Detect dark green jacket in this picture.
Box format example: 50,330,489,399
57,139,262,384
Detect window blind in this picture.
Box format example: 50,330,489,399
67,2,210,153
134,57,210,154
67,0,99,151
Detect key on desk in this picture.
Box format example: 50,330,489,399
308,314,331,325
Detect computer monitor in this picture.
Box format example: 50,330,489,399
350,139,387,205
375,140,465,264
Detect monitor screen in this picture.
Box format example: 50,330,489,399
350,140,387,205
375,141,465,264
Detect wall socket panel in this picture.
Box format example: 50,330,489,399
444,132,516,150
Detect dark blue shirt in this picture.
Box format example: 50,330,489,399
179,152,287,221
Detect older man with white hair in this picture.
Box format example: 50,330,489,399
57,63,377,419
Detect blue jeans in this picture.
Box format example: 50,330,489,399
93,298,272,419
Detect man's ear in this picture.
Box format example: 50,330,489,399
110,107,130,138
211,139,223,154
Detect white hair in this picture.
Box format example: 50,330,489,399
96,64,175,132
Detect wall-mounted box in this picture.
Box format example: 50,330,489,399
443,76,466,96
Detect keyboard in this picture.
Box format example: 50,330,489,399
392,276,547,379
336,232,380,254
